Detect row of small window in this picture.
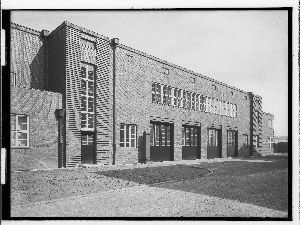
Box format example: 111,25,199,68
152,83,238,118
267,119,273,128
81,39,96,49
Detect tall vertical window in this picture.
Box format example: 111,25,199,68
11,72,16,86
214,99,218,115
227,103,231,117
120,124,136,147
152,83,161,104
254,135,259,148
81,63,95,130
243,134,248,147
268,137,274,148
195,94,199,111
223,101,227,116
191,93,196,110
183,90,187,108
11,114,29,147
219,100,223,115
178,89,183,107
206,97,210,113
187,92,191,109
210,98,214,114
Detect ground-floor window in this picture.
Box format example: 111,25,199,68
11,114,29,147
254,135,259,148
243,134,248,147
268,137,274,148
120,124,136,147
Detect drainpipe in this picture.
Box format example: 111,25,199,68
248,92,253,157
111,38,119,165
55,109,65,168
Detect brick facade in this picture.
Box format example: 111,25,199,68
11,86,62,170
10,21,275,169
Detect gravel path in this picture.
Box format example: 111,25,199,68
12,185,287,217
11,155,289,217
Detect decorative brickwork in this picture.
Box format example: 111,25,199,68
11,86,62,170
95,37,113,165
11,24,45,90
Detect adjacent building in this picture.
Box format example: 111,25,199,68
10,21,275,170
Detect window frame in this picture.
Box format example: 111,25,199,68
243,134,248,147
11,72,16,86
81,62,95,131
80,38,96,50
11,114,30,148
120,124,137,148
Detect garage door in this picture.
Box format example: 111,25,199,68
182,125,200,160
150,122,173,162
207,128,222,159
227,130,237,157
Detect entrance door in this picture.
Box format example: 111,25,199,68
207,129,221,159
150,122,173,162
81,132,95,164
182,126,200,160
227,130,237,157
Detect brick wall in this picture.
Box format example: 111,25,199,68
261,112,274,148
115,45,251,163
11,24,45,90
11,86,62,170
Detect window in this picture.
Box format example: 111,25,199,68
183,90,187,108
219,100,223,115
11,72,16,86
190,77,195,83
178,89,183,107
227,103,231,117
223,101,227,116
244,96,248,100
243,134,248,147
254,135,259,148
187,92,191,109
11,114,29,147
81,39,96,49
212,84,216,90
191,93,196,110
214,99,218,115
120,124,136,147
206,97,210,113
230,91,234,96
268,137,274,148
195,94,199,111
210,98,214,114
162,67,169,75
268,119,273,128
81,63,95,130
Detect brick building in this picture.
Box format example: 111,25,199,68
10,21,275,170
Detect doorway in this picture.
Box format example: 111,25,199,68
150,122,173,162
207,128,222,159
81,132,95,164
182,125,201,160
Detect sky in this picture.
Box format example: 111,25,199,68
10,10,289,136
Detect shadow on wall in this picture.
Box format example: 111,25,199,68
237,143,250,158
137,132,146,164
29,41,45,90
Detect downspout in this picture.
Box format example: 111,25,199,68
248,92,253,157
111,38,119,165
